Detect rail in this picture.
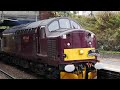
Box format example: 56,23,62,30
0,69,16,79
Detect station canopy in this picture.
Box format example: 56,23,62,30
0,19,35,31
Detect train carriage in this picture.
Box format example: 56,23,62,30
1,17,99,79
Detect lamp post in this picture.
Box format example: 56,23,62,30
35,11,38,22
90,11,93,16
1,11,4,22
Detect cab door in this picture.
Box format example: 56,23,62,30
36,26,47,56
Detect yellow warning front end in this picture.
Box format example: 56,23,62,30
64,48,95,61
59,48,98,79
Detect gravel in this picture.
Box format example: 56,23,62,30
0,61,42,79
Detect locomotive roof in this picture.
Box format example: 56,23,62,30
3,17,73,34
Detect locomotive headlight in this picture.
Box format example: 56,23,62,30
94,62,104,69
64,64,75,72
80,50,84,55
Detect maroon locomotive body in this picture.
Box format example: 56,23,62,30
1,17,99,79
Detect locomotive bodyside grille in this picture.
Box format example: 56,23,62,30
47,39,57,60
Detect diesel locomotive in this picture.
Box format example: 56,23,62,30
0,17,99,79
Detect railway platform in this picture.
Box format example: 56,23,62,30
97,54,120,73
96,55,120,79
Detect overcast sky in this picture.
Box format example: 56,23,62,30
70,11,91,15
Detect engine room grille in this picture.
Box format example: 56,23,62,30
97,69,120,79
47,39,57,60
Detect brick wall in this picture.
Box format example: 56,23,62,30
39,11,55,20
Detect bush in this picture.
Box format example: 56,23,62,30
76,12,120,51
55,11,120,52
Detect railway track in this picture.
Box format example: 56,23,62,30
0,60,44,79
0,69,16,79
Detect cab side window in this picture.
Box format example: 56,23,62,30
48,21,59,32
70,20,81,29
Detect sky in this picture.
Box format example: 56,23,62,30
70,11,91,15
78,11,82,15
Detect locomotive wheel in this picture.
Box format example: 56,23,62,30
44,66,59,79
88,71,97,79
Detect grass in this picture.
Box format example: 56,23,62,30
99,50,120,54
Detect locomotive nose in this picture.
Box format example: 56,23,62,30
61,31,98,61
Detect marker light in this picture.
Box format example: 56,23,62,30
67,43,70,46
91,33,94,38
64,64,75,72
80,50,84,55
89,42,92,45
62,35,66,39
63,54,67,58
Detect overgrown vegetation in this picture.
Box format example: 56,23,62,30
100,50,120,54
